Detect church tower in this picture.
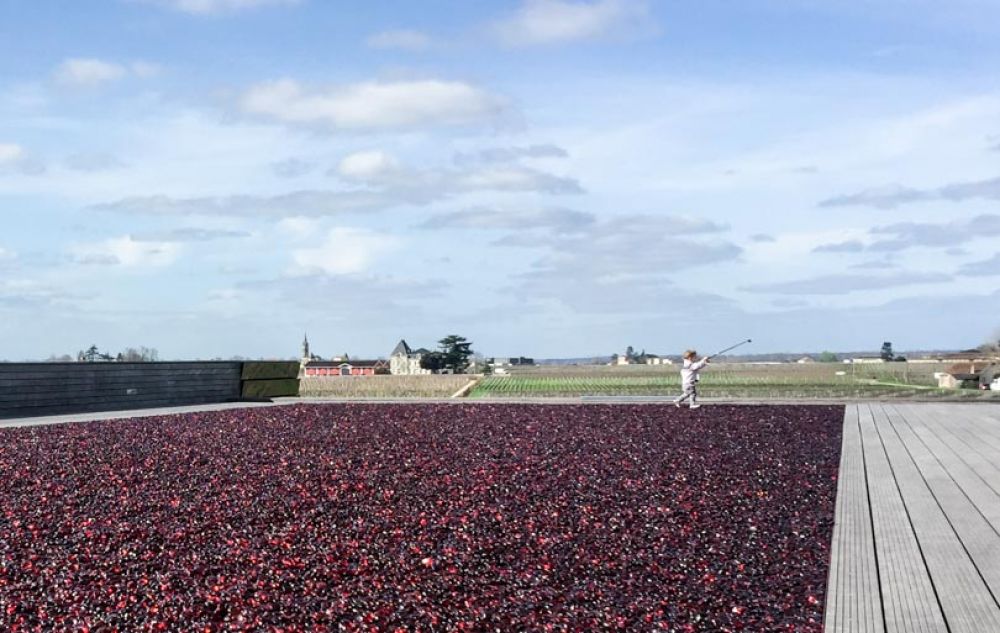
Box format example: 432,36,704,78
301,333,311,363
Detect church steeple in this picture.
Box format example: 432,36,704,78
302,332,310,360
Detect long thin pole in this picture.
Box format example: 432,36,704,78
708,339,752,360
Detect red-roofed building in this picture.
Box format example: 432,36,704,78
303,360,389,377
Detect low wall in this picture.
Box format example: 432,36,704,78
0,362,247,420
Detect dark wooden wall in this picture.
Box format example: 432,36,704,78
0,362,243,420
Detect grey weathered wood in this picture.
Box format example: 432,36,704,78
827,404,1000,630
0,362,244,419
901,406,1000,533
917,406,1000,497
875,404,1000,632
932,405,1000,460
825,404,885,633
858,404,946,633
886,405,1000,603
0,383,238,403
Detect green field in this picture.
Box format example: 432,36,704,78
469,363,997,400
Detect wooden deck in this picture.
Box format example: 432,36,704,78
825,404,1000,632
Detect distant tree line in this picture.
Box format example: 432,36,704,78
45,345,160,363
611,346,658,364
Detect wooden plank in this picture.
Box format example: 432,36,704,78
0,382,239,403
0,368,242,384
858,404,946,633
825,404,885,633
0,398,239,420
915,406,1000,498
0,388,240,410
0,376,237,388
903,407,1000,512
887,405,1000,600
933,406,1000,459
0,362,244,419
0,361,240,371
0,394,240,417
875,404,1000,631
0,363,241,377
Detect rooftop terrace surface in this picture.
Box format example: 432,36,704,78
825,403,1000,632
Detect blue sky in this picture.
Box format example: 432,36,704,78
1,0,998,360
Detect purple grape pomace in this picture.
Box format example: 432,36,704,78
0,404,842,632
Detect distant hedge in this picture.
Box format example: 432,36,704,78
242,378,300,399
241,362,300,381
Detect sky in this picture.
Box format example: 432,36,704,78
1,0,998,361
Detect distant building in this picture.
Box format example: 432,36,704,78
937,359,998,389
797,356,815,364
849,357,886,364
300,333,320,366
390,340,432,375
303,360,389,377
490,357,535,368
299,334,389,377
645,355,672,365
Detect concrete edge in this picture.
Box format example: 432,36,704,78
2,396,996,429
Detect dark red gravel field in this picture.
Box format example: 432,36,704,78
0,404,843,632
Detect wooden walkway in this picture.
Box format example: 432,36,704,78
825,403,1000,632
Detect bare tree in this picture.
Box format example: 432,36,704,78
981,329,1000,355
119,347,159,362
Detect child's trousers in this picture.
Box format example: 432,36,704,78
676,385,697,404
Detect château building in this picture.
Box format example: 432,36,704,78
390,340,432,375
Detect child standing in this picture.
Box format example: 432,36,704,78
675,349,709,409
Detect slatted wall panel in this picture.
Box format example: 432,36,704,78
0,362,242,419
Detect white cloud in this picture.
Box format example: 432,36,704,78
53,58,159,87
494,0,651,46
337,150,401,180
139,0,300,14
291,227,398,275
72,236,181,268
742,272,952,296
454,166,581,193
0,143,24,164
54,59,127,87
421,206,594,231
276,216,323,237
333,149,584,195
239,78,507,130
453,144,568,165
0,142,44,175
0,279,76,309
366,29,433,51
